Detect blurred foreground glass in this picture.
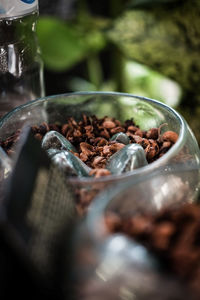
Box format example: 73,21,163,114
0,92,199,209
71,164,200,300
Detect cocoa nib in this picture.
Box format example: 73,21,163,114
89,168,111,178
1,114,178,173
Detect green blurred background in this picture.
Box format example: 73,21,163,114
38,0,200,143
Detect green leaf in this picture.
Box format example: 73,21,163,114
37,17,106,71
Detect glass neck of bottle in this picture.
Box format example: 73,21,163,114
0,11,38,45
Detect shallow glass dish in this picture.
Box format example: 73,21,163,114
0,92,199,209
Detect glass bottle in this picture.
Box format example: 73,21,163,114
0,0,45,118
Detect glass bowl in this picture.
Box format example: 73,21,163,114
0,91,199,213
69,164,200,300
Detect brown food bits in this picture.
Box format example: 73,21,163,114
104,212,122,233
89,168,111,178
127,125,138,132
110,126,125,135
61,124,69,136
34,133,43,141
91,156,107,169
145,139,159,162
159,141,172,156
151,222,176,250
162,141,172,149
161,131,179,144
102,145,112,156
146,128,159,140
49,123,61,132
102,120,116,129
31,125,40,134
130,134,143,144
80,142,94,156
100,128,110,139
104,203,200,296
2,114,178,175
94,137,108,147
1,114,180,224
134,129,144,138
109,142,125,153
38,122,50,135
73,129,82,138
80,152,89,162
123,215,153,237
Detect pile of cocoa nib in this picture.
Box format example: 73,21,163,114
104,201,200,297
0,114,178,178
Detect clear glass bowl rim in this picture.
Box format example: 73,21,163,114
0,91,187,184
